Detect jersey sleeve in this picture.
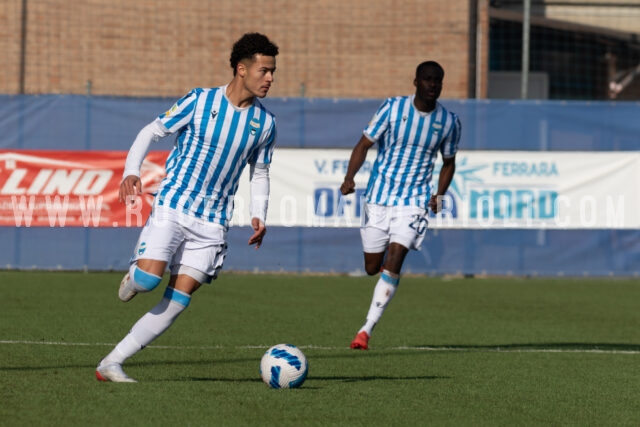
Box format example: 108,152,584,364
123,118,171,178
157,89,199,133
440,112,462,159
250,117,277,165
363,98,392,143
249,163,270,223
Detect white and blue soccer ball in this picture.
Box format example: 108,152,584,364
260,343,308,389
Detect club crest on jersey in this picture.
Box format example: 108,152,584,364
432,122,443,133
249,119,261,135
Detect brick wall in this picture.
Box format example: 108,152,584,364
0,0,23,93
0,0,474,99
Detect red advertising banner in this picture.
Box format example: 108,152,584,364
0,151,168,227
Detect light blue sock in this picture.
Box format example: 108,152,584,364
129,264,162,292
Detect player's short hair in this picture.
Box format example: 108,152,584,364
230,33,279,75
416,61,444,78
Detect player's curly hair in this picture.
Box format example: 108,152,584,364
230,33,279,75
416,61,444,78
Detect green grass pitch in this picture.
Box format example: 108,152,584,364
2,271,640,426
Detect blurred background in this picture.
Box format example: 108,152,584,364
0,0,638,276
1,0,639,100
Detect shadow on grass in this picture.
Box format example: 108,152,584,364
179,375,447,384
3,342,640,374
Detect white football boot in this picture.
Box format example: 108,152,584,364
95,361,137,383
118,273,137,302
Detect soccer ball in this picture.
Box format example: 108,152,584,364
260,343,309,389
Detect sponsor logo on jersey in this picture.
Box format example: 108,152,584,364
163,104,178,116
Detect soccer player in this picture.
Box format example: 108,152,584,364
95,33,279,382
340,61,461,350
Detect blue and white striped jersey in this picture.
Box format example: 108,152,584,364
363,95,461,207
155,86,276,227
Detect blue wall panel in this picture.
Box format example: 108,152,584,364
2,226,637,277
0,95,638,276
2,95,639,151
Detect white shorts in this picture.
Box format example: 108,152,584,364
130,205,228,283
360,203,429,253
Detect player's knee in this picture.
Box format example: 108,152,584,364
130,264,162,291
363,254,384,276
364,263,381,276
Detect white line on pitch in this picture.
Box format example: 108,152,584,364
395,346,640,355
1,340,640,355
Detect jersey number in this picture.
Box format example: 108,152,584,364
409,214,428,235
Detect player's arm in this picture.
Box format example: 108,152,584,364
119,118,170,204
429,156,456,213
248,162,270,249
340,134,374,195
430,113,461,213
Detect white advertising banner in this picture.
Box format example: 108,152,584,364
231,149,640,229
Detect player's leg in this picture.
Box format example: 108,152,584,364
118,206,183,302
118,258,166,302
120,219,228,358
97,208,186,382
96,219,228,382
360,203,389,275
110,273,201,361
352,244,408,349
374,205,429,319
363,251,385,276
351,203,390,349
96,273,200,383
351,205,427,350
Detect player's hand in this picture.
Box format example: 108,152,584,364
340,178,355,195
119,175,142,205
428,195,439,213
248,217,267,249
